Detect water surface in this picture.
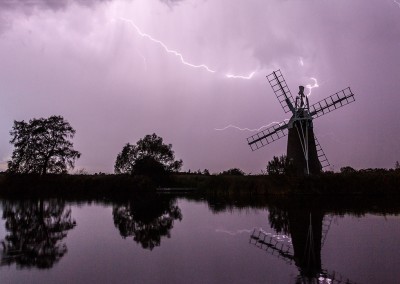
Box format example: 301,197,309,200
0,196,399,283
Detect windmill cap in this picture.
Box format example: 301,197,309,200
298,86,305,94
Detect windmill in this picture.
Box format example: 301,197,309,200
246,70,355,175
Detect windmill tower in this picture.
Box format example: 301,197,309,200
247,70,355,175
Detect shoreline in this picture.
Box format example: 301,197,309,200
0,171,399,198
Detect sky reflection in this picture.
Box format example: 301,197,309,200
0,197,399,283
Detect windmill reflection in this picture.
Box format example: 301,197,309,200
251,206,355,284
0,199,76,269
112,195,182,250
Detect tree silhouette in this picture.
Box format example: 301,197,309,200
220,168,245,176
1,199,76,269
266,155,294,175
340,166,357,174
7,116,81,174
112,195,182,250
114,133,182,175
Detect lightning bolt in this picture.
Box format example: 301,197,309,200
395,0,400,7
119,17,215,73
306,77,319,97
215,119,289,132
298,57,319,96
215,78,317,132
299,57,304,66
118,17,256,79
226,71,256,80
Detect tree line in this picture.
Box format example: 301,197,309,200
5,115,400,176
6,115,182,176
4,115,286,176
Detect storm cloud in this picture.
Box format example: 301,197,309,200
1,0,399,173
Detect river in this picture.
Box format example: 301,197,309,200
0,195,399,283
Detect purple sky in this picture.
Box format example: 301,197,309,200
1,0,400,174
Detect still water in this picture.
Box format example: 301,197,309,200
0,195,399,284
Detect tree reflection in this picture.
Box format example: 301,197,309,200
1,199,76,269
268,207,290,235
112,195,182,250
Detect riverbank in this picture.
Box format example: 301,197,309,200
0,170,399,198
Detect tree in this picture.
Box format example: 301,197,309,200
220,168,245,176
340,166,356,174
7,116,81,175
114,133,183,175
395,161,400,170
266,155,294,175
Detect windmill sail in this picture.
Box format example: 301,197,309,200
246,69,355,175
266,70,296,114
247,121,289,151
309,87,355,118
314,135,330,169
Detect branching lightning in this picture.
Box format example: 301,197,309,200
395,0,400,8
298,57,319,96
118,17,257,79
215,119,289,132
119,17,216,73
306,77,319,97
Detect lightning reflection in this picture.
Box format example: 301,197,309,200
118,17,256,79
215,228,253,236
259,228,292,243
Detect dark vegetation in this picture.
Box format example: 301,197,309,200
266,154,295,175
1,167,400,199
1,115,400,198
